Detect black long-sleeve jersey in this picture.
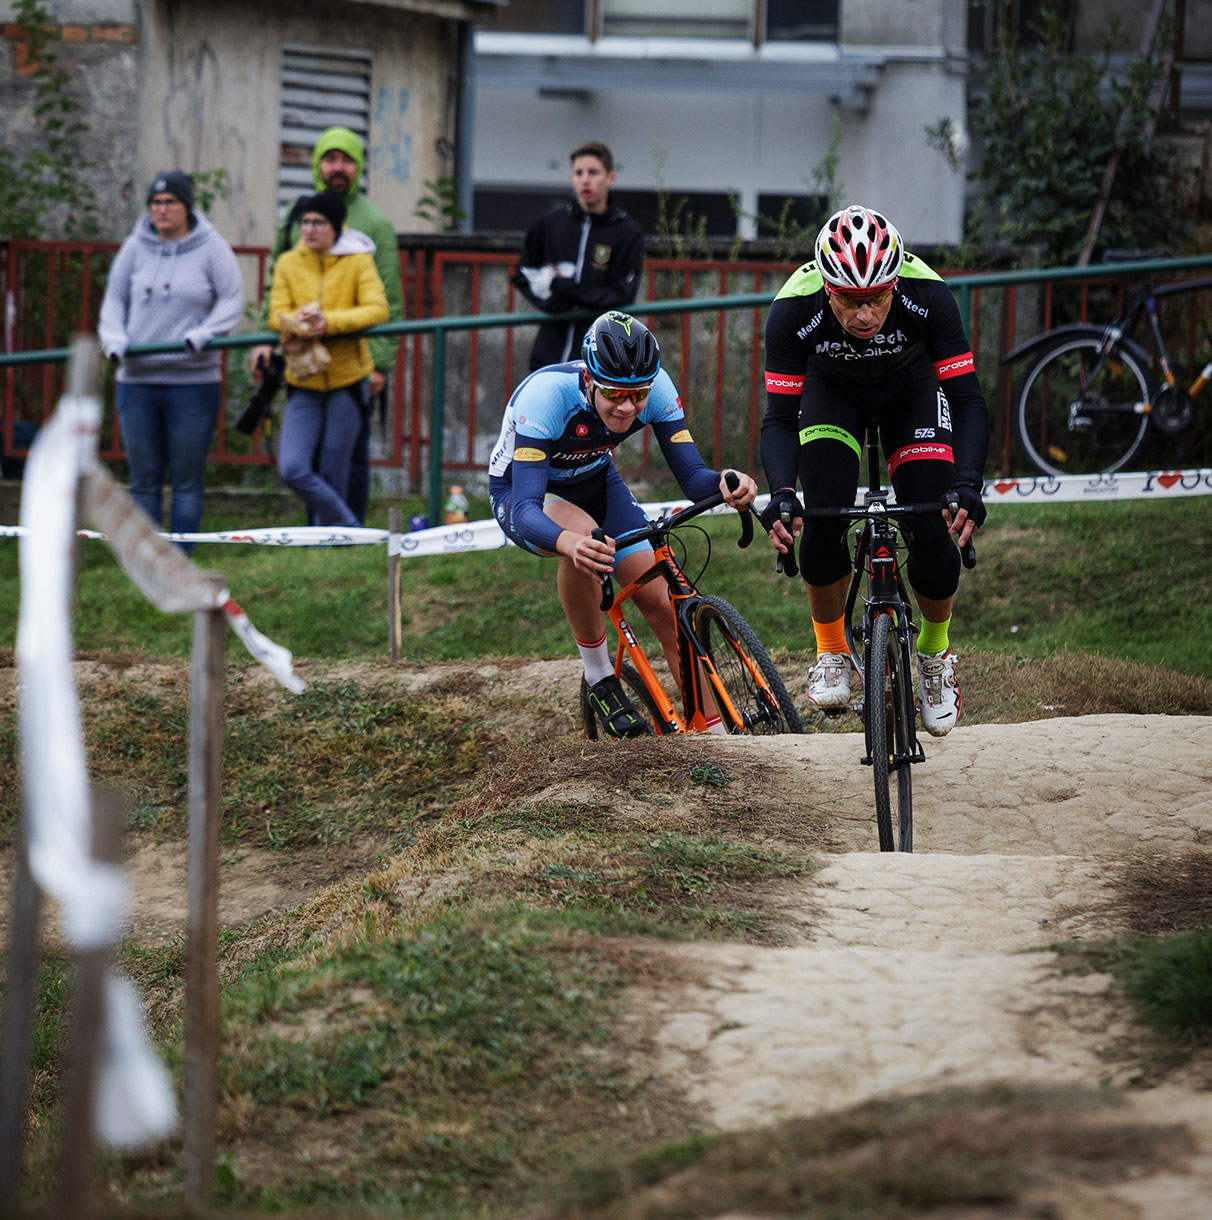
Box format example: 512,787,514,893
512,199,645,367
762,252,989,490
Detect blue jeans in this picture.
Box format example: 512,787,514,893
278,387,361,527
116,381,220,553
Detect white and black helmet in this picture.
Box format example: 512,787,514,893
815,205,904,293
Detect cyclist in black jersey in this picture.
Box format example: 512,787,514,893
759,205,988,736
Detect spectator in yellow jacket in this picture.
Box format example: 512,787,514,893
269,193,388,526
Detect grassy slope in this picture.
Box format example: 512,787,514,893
3,493,1211,1217
0,496,1208,676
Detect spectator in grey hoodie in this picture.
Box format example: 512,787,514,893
99,171,245,551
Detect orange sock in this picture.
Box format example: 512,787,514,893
813,615,848,656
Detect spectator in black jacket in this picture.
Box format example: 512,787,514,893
513,140,645,371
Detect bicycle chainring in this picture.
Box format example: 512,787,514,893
1152,385,1194,435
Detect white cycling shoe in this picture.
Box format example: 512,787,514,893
917,649,961,737
808,651,853,711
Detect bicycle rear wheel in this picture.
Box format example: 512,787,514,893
1014,334,1151,476
867,612,914,852
692,596,802,734
580,662,664,740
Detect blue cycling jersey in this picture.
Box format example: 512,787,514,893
488,361,719,552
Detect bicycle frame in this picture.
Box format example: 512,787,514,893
604,540,736,734
593,491,784,735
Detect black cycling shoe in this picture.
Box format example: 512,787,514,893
586,675,648,739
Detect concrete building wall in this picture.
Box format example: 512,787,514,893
471,0,971,247
1,0,477,242
137,0,461,246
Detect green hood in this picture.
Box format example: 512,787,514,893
311,126,365,199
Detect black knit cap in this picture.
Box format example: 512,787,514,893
295,192,346,232
147,170,195,212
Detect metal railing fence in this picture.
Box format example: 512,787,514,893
4,240,1212,525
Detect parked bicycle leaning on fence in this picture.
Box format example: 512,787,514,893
1004,258,1212,478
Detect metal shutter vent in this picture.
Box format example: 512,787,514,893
278,43,372,217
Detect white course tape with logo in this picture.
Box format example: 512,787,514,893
2,469,1209,559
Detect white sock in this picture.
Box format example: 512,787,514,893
704,714,728,736
576,633,614,685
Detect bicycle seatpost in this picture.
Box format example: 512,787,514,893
590,527,616,611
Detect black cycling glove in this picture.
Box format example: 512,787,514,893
944,484,987,528
759,491,805,532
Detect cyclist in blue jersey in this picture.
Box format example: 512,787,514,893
490,310,758,738
759,205,989,736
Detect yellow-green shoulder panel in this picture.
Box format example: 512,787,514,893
898,251,943,282
774,262,825,300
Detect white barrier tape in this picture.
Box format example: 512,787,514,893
223,598,306,694
983,468,1212,503
17,391,177,1146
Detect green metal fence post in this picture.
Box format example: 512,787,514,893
429,326,447,528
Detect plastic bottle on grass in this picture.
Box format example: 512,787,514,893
444,485,469,525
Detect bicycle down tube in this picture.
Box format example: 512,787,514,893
589,484,799,736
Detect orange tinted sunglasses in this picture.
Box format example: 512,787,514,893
827,285,894,310
593,380,652,404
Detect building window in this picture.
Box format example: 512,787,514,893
278,43,372,216
766,0,839,42
603,0,751,40
484,0,837,43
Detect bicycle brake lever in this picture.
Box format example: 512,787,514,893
591,527,615,611
738,507,754,550
944,495,978,570
775,510,799,579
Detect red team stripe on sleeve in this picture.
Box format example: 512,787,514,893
765,371,805,394
935,352,975,380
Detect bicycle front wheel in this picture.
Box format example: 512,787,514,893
867,613,914,852
1014,333,1151,477
692,596,802,734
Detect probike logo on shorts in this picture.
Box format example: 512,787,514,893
934,352,974,380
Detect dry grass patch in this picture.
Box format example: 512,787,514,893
960,649,1212,723
532,1085,1194,1220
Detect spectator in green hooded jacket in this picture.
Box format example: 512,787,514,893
251,126,404,522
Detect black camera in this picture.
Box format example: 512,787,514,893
236,351,285,435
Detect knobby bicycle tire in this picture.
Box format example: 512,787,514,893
580,662,664,740
867,613,914,852
1014,332,1152,477
692,595,802,734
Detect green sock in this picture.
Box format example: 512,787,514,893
917,615,951,656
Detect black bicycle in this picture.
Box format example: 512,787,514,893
1004,270,1212,477
778,422,975,852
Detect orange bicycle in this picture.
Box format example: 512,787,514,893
579,480,801,738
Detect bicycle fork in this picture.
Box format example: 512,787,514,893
850,523,926,770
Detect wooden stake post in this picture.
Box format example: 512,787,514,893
183,600,226,1205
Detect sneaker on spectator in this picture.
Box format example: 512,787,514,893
808,652,852,711
917,648,961,737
